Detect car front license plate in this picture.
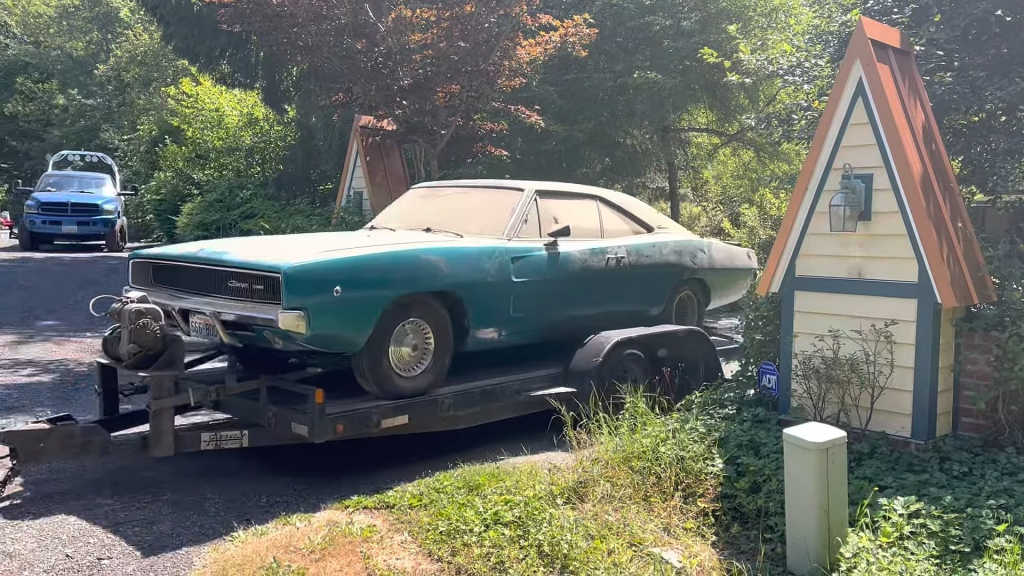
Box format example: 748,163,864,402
189,313,220,341
61,224,78,234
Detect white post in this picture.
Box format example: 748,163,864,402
783,422,849,575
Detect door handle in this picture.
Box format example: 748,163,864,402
605,254,627,266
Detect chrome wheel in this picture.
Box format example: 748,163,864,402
388,318,436,377
672,290,700,326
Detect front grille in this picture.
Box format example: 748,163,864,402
130,260,282,304
39,202,102,216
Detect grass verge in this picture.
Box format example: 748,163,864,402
199,381,1024,575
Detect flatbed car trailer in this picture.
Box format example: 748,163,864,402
0,322,741,498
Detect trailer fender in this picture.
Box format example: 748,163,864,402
565,325,725,405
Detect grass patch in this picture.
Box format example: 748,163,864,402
195,510,441,576
203,380,1024,575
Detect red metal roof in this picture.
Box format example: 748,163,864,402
757,17,995,308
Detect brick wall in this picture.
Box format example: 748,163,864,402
956,330,999,436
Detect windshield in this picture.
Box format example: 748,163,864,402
368,186,526,237
36,173,116,196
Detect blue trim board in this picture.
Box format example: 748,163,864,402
790,276,918,298
776,78,943,441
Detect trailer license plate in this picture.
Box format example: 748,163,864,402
189,313,219,341
61,224,78,234
200,430,249,450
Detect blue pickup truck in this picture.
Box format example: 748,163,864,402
12,151,137,252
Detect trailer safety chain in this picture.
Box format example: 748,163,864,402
0,448,18,500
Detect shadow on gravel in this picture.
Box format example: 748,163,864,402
0,357,97,428
0,411,568,558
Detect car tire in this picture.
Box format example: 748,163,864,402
105,223,127,253
663,283,706,328
17,222,38,251
352,295,454,399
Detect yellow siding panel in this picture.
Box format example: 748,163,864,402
937,411,953,437
796,255,918,282
842,122,877,147
793,292,918,322
936,307,958,437
792,336,915,369
795,98,918,283
799,233,916,260
849,102,871,125
862,409,912,437
794,312,917,344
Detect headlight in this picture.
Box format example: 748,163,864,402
277,310,308,335
23,201,39,214
102,204,118,215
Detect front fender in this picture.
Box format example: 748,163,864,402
281,243,510,353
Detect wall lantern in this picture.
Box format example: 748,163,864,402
829,163,867,233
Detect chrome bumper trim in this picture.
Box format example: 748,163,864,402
124,286,281,327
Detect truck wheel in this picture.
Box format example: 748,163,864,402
662,283,706,327
105,224,127,253
17,223,38,251
352,295,454,399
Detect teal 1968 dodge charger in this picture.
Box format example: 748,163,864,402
125,180,758,398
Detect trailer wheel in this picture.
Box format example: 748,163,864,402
352,295,454,399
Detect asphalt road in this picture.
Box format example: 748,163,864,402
0,233,570,576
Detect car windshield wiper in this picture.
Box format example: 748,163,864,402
420,227,464,238
365,224,396,231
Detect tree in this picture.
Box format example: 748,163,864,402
857,0,1024,197
205,0,596,180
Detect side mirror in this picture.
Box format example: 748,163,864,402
11,179,22,190
544,224,571,245
119,184,139,197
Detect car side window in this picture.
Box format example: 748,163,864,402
516,198,542,239
599,200,649,238
536,193,602,239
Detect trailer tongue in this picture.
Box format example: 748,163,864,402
0,323,740,499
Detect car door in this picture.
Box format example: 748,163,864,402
503,191,628,342
594,197,655,325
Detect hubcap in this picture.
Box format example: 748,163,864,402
388,318,436,377
672,291,700,326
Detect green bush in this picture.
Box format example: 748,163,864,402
174,179,368,241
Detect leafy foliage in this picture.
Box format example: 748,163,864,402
208,0,597,180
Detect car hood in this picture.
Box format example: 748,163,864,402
131,229,462,272
29,191,115,204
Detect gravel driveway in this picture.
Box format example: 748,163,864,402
0,234,568,576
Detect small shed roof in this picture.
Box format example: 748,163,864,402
332,115,410,221
757,17,995,308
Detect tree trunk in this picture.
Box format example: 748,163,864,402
660,129,681,222
428,155,440,181
412,143,427,183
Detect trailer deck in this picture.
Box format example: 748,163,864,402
0,323,742,498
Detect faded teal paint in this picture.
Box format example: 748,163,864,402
130,205,757,356
777,78,944,441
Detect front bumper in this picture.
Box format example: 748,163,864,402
23,214,118,240
123,287,317,352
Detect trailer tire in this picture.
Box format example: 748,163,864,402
352,295,454,399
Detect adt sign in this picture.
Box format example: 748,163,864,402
757,361,780,400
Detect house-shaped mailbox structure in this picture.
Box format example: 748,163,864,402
331,114,410,223
756,17,996,441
